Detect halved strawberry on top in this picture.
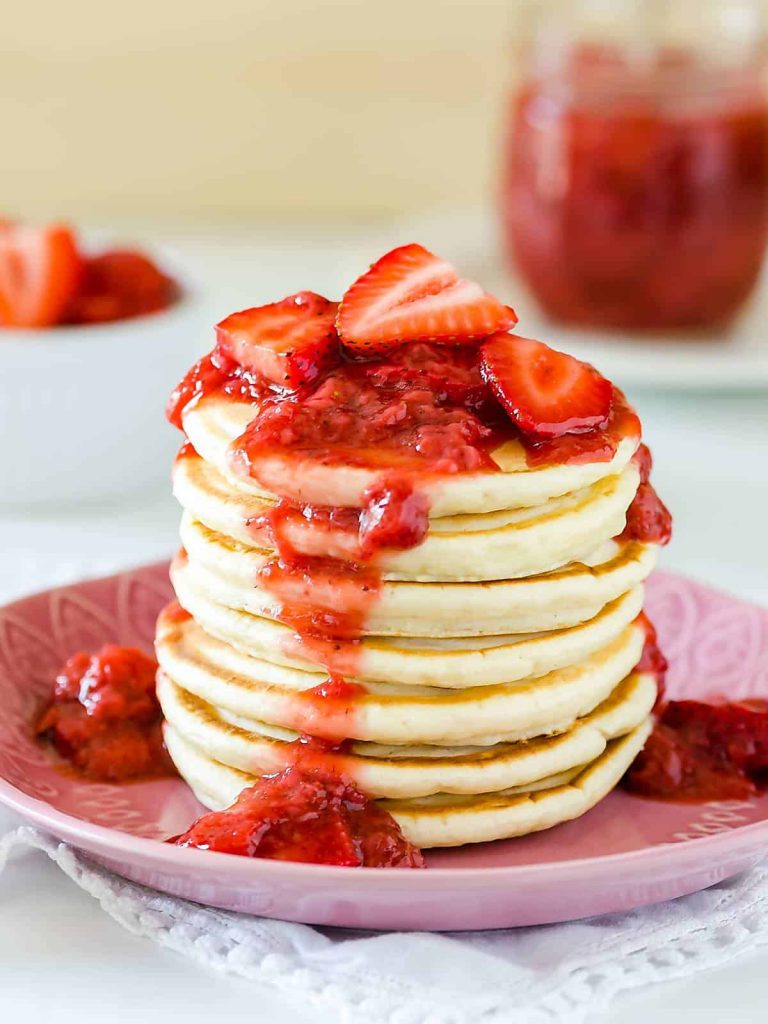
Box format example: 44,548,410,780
336,243,517,354
0,222,83,328
216,291,340,390
480,334,614,438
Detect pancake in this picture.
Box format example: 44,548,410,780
163,717,653,847
179,515,656,637
157,670,656,798
155,607,646,745
160,317,662,849
170,554,644,686
174,452,642,583
182,395,640,517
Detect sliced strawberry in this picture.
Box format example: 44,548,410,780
336,243,517,353
480,333,614,437
215,291,340,390
0,222,83,327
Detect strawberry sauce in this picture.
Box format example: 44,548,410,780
170,762,424,867
229,342,507,481
635,612,669,707
36,646,175,782
624,699,768,801
620,443,673,546
522,390,640,467
249,481,428,688
297,676,367,741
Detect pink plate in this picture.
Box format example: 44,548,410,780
0,563,767,931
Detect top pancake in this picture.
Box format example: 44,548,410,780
182,396,640,516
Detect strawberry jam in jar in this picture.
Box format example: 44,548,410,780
501,1,768,330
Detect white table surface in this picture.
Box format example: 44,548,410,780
1,225,767,1022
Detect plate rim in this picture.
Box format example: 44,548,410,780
3,772,768,888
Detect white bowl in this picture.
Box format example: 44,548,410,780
0,260,211,507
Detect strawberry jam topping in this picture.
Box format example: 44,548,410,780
617,442,673,545
36,646,175,782
162,600,193,625
230,343,506,479
171,764,425,867
166,348,265,430
521,389,640,467
248,482,430,565
174,439,198,463
622,483,673,546
296,676,367,741
167,330,641,478
624,699,768,801
257,550,380,638
635,613,669,707
249,472,431,683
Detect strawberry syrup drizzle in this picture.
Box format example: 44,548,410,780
256,550,382,677
521,389,640,467
174,439,197,463
635,612,669,708
162,600,193,625
620,444,673,547
250,480,428,684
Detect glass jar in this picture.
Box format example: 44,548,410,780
500,0,768,330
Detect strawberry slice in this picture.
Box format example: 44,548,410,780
480,334,614,437
215,291,340,390
336,243,517,353
0,222,83,327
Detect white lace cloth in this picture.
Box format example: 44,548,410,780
1,826,767,1024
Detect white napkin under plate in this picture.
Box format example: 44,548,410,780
2,826,768,1024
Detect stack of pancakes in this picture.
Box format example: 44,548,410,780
156,394,657,848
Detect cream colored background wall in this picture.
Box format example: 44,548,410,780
0,0,515,221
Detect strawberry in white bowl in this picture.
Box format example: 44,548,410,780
0,219,205,506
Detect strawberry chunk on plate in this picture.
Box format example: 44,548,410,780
216,291,340,390
480,333,613,438
0,222,82,328
336,243,517,354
